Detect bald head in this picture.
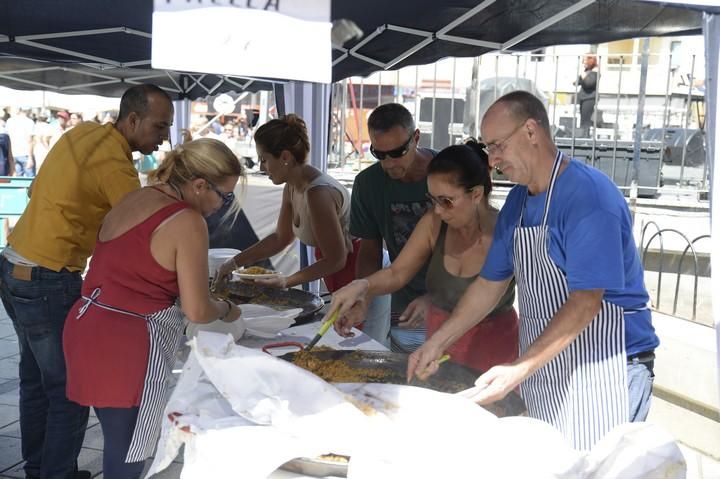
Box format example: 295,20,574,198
481,90,560,192
486,90,551,137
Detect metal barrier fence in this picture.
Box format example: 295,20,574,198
639,221,711,326
330,50,708,197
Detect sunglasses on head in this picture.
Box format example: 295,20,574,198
370,134,414,160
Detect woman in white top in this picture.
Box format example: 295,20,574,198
216,114,358,291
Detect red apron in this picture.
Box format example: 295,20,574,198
315,238,361,293
426,302,519,373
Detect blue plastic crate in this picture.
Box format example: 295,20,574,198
0,176,33,248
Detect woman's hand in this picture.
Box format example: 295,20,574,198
253,274,288,289
327,279,370,337
212,258,237,291
220,301,242,323
167,412,193,434
397,295,430,329
407,338,446,382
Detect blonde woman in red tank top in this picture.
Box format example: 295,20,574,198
63,138,245,478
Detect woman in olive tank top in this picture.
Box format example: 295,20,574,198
327,141,518,372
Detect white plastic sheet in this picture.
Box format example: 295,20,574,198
147,332,369,479
147,332,686,479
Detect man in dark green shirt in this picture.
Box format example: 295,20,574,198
349,103,435,352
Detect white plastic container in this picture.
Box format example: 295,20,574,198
208,248,241,279
185,315,247,342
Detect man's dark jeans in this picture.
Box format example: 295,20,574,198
0,256,89,479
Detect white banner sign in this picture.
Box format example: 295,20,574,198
637,0,720,7
152,0,332,84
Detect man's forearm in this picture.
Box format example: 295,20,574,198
356,241,382,278
513,289,603,378
432,276,510,351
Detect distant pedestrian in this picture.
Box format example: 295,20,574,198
575,54,598,137
0,132,13,176
5,108,35,176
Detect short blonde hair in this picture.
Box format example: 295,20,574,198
147,138,245,220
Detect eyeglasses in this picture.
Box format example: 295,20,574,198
482,120,527,156
370,134,414,160
208,182,235,206
426,190,472,209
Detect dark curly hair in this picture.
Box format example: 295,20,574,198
253,114,310,164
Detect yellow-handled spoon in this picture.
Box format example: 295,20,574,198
305,310,340,351
411,354,451,384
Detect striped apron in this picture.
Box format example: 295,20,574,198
513,151,628,451
76,287,185,462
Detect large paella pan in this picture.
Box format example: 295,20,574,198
220,281,325,324
280,349,526,417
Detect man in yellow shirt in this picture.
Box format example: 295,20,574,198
0,84,173,479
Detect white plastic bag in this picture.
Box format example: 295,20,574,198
584,422,686,479
241,304,302,338
146,332,369,479
147,332,687,479
184,304,301,341
184,316,247,341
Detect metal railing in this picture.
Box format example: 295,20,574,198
329,49,708,197
639,221,711,325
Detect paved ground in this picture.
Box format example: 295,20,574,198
0,306,183,479
0,304,718,478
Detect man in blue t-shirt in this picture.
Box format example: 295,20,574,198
334,103,435,352
409,91,659,451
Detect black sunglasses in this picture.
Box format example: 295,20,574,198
209,182,235,206
370,134,414,160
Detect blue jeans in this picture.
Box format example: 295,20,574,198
360,250,391,348
14,155,35,177
628,359,654,422
362,294,391,348
0,256,89,479
94,407,145,479
389,326,425,353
